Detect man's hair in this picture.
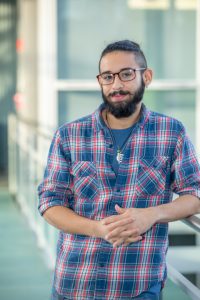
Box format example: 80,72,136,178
99,40,147,71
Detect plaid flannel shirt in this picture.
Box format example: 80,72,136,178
38,104,200,299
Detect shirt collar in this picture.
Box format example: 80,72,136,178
93,103,151,133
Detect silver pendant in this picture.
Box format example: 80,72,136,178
116,151,124,163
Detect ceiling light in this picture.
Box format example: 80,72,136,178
175,0,197,10
127,0,170,10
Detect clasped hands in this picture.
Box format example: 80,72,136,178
97,205,156,248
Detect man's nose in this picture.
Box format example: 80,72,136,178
112,74,124,89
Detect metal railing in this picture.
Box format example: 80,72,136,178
8,114,57,268
182,215,200,234
8,113,200,298
167,213,200,299
168,264,200,300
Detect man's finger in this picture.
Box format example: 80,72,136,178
103,216,134,226
120,228,140,238
105,220,134,239
112,238,125,248
123,236,143,246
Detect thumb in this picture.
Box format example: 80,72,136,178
115,204,126,214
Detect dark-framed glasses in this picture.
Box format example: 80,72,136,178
96,67,146,85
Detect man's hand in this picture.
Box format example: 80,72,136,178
95,215,139,245
100,205,157,247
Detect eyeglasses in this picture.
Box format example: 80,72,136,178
96,68,146,85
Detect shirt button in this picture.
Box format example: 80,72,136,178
117,189,121,193
109,144,113,148
153,162,159,168
99,262,105,267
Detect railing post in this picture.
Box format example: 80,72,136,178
8,114,17,197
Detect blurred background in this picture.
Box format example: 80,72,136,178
0,0,200,299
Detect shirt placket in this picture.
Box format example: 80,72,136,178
93,131,117,298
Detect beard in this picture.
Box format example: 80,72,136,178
102,79,145,118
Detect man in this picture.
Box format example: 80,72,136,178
38,40,200,300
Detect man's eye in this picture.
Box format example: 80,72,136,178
102,74,113,81
121,71,132,78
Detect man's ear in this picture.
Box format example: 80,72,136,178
143,68,153,88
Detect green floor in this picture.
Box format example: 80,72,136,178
0,186,53,300
163,279,192,300
0,184,192,300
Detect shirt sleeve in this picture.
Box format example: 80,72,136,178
38,128,73,215
170,125,200,199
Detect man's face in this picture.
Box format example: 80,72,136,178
99,51,145,118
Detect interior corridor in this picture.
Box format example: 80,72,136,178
0,180,52,300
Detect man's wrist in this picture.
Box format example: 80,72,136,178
91,220,101,238
147,206,162,224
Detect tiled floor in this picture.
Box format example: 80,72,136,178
0,183,192,300
0,186,53,300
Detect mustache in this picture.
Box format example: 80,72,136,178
109,90,131,97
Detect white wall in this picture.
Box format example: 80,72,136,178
17,0,37,123
37,0,57,133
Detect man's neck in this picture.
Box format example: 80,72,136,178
103,103,142,129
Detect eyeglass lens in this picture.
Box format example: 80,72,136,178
99,69,136,84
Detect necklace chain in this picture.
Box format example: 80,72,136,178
105,111,134,163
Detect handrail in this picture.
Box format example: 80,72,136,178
15,114,54,140
182,214,200,234
167,264,200,300
167,215,200,299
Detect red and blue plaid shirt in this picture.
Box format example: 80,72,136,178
38,104,200,299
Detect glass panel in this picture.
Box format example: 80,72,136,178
58,90,196,145
58,91,101,125
0,0,17,174
144,90,196,144
57,0,196,80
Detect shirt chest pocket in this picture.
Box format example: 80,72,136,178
136,156,169,196
70,161,99,201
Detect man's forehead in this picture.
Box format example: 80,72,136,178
100,51,137,72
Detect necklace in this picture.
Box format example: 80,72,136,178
105,111,134,163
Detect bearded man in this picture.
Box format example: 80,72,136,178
38,40,200,300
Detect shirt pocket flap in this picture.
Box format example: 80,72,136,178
136,156,169,196
71,161,97,177
139,156,168,170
